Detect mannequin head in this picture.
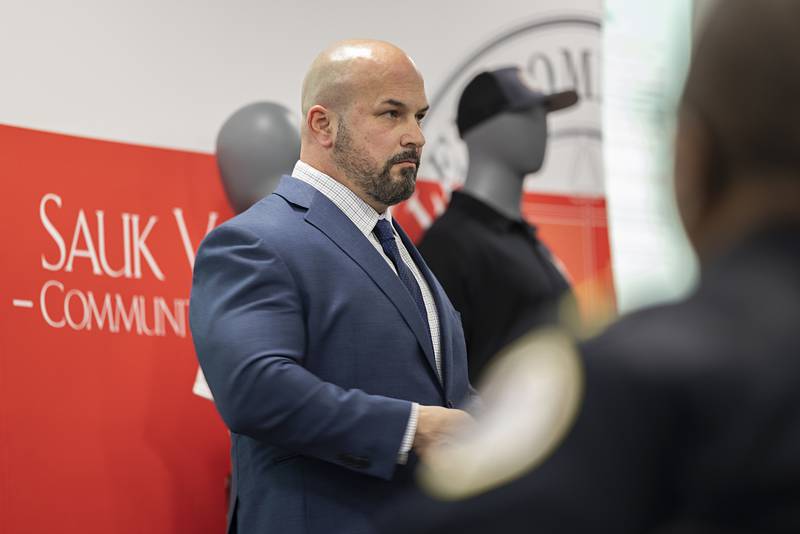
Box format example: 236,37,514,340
216,101,301,214
462,105,548,176
457,66,577,178
455,67,578,218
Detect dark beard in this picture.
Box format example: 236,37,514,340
332,119,418,207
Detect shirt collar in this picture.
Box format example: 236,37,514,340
449,190,532,233
292,160,392,237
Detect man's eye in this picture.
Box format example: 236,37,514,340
384,110,399,118
416,114,426,124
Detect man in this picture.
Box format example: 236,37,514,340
419,67,577,383
190,40,474,534
379,1,800,532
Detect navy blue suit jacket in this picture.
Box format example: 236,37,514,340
190,176,472,534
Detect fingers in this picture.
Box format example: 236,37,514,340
413,406,475,458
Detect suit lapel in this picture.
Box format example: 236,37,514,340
394,220,454,396
287,183,439,385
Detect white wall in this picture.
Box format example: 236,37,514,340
1,0,597,152
3,0,702,310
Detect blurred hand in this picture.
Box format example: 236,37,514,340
413,405,474,459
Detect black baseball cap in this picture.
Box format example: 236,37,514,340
456,66,579,137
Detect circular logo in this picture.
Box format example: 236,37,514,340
419,15,603,197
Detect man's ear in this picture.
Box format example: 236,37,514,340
306,105,336,149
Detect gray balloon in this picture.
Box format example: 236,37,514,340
216,101,301,213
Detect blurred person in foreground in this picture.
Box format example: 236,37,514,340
190,40,475,534
378,1,800,532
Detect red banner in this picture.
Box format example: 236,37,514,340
0,125,231,534
1,124,612,533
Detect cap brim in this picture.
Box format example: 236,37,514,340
544,90,579,112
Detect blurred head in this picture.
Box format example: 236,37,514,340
675,0,800,260
300,39,428,212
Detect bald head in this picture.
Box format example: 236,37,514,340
301,39,421,119
297,39,428,212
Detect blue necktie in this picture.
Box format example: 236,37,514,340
373,219,431,337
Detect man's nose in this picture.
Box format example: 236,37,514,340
401,120,425,149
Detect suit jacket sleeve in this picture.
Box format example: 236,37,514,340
190,224,413,481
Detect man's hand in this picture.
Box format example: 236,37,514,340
413,405,474,459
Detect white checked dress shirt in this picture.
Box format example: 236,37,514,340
292,160,441,463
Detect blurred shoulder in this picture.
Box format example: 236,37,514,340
580,294,734,386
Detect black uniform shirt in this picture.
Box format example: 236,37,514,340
419,191,572,382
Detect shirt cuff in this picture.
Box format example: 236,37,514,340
397,402,419,464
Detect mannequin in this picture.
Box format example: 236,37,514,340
460,105,548,220
216,101,301,213
419,67,576,383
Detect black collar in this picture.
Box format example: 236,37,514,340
448,190,536,234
